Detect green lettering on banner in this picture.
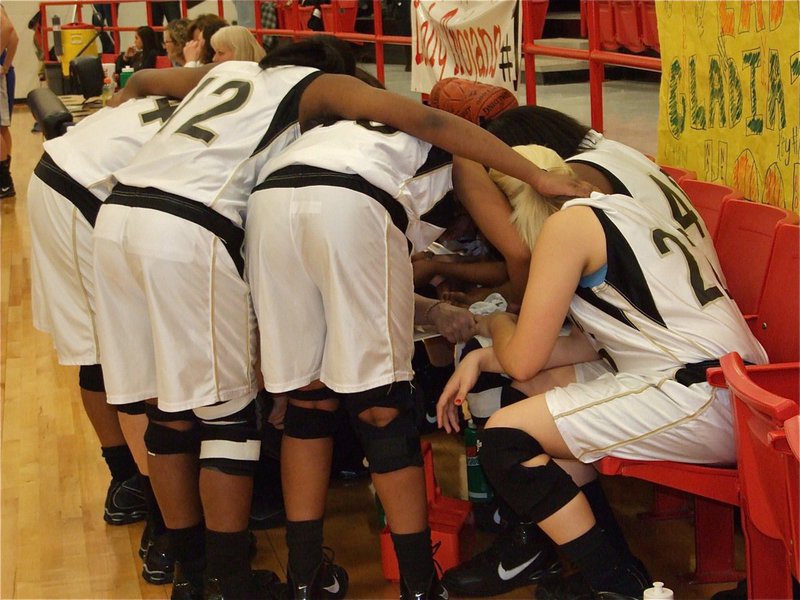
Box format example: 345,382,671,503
669,58,686,139
743,49,764,134
727,57,744,126
767,50,787,130
708,56,727,128
690,55,706,129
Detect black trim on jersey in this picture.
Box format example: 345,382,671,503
575,207,666,330
34,152,102,227
251,71,324,157
567,159,631,196
105,184,245,277
675,359,720,386
414,146,452,177
253,165,409,236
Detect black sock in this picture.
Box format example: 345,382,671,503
206,529,251,580
560,525,646,596
139,476,166,536
391,528,434,592
169,522,206,566
101,445,138,482
581,479,634,561
286,519,324,584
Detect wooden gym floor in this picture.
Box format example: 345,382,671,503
2,107,742,599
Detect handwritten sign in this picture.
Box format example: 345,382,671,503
657,0,799,211
411,0,522,94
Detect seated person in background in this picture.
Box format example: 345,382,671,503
163,18,190,67
115,25,159,75
210,25,266,63
437,140,767,599
183,13,227,67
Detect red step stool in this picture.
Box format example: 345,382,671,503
380,440,473,581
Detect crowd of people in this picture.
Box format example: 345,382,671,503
22,8,767,600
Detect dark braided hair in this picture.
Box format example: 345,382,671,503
485,105,591,159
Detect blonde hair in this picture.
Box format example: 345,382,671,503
210,25,266,62
489,145,575,251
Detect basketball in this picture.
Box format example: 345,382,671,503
429,77,519,126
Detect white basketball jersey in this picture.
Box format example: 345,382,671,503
564,193,767,376
43,96,178,200
257,119,453,252
114,62,321,226
568,131,723,280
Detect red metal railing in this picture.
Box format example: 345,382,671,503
523,0,661,132
38,0,662,130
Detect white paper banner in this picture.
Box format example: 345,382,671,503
411,0,522,94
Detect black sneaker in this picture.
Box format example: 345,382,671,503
535,562,650,600
286,548,349,599
206,569,281,600
442,522,562,596
400,574,450,599
171,561,204,600
104,475,148,525
143,532,174,584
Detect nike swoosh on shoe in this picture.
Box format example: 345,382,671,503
323,576,340,594
497,550,542,581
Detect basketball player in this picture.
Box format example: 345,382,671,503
92,38,596,599
437,142,767,599
246,89,459,596
27,95,178,582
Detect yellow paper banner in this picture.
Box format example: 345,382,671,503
657,0,799,211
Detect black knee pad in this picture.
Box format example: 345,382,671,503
198,399,261,476
79,364,105,392
355,409,423,474
480,427,579,522
117,400,147,415
144,413,201,456
283,402,339,439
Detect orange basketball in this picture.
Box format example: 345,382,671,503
429,77,519,126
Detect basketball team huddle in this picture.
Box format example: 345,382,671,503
28,34,765,600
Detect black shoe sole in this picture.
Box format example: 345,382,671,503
142,564,174,585
104,509,148,525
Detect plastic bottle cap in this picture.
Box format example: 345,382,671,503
643,581,674,599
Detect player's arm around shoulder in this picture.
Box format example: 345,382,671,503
488,206,604,381
109,63,216,106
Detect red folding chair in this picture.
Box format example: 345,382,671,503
677,180,743,241
714,200,790,320
612,0,646,53
659,164,697,184
595,1,620,50
321,0,359,33
713,352,799,600
637,0,659,52
155,54,172,68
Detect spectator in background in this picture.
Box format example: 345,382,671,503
115,25,159,76
150,1,181,26
232,0,256,29
210,25,266,63
183,13,227,67
163,18,190,66
0,4,18,199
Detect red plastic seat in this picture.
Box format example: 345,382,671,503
321,0,359,33
155,54,172,68
751,223,800,363
595,1,620,50
659,163,697,184
523,0,549,41
637,0,659,52
714,199,790,319
612,0,646,53
715,352,799,599
677,180,743,241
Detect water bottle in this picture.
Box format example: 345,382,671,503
119,66,134,88
101,77,114,106
643,582,674,599
465,420,493,503
52,15,63,59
